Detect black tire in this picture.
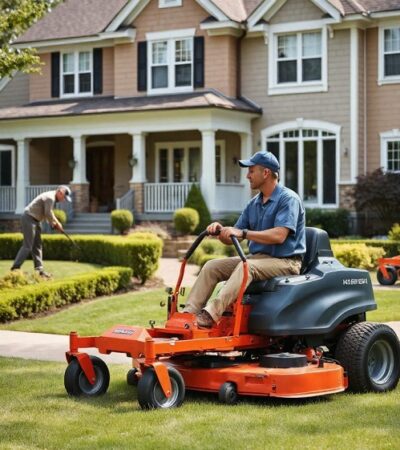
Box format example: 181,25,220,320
137,366,185,410
127,368,140,386
377,266,398,285
218,382,238,405
335,322,400,393
64,355,110,397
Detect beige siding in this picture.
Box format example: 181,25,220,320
30,53,51,102
241,29,351,181
30,139,51,184
114,134,132,198
103,47,115,96
366,27,400,171
114,43,136,97
270,0,323,24
0,73,29,107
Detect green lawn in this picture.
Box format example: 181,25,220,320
1,288,399,335
0,357,399,450
0,260,102,279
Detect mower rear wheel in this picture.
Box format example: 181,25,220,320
218,382,238,405
127,368,140,386
64,356,110,396
137,367,185,410
335,322,400,393
377,266,397,285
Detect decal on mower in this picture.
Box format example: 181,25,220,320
112,328,136,335
342,278,368,286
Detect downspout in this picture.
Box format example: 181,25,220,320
363,27,367,174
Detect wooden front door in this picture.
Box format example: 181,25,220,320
86,147,114,212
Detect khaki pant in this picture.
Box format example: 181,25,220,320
183,254,302,322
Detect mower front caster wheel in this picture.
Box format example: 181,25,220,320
377,266,398,285
219,382,238,405
127,368,140,386
64,355,110,396
137,367,185,410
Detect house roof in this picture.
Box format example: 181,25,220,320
0,91,261,122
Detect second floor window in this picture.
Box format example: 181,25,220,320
386,141,400,172
149,38,193,93
62,51,92,96
384,28,400,77
277,31,322,84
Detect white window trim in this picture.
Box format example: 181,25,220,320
60,50,93,98
378,24,400,85
267,21,328,96
155,140,225,183
380,129,400,172
147,32,195,95
0,144,15,186
261,120,341,207
159,0,182,8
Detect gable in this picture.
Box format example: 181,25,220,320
270,0,325,24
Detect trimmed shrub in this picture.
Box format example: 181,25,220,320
306,208,349,238
173,208,199,235
332,239,400,257
388,223,400,241
0,270,42,290
184,184,211,234
220,213,241,227
331,243,385,270
111,209,134,234
198,253,224,268
0,233,162,284
0,266,132,323
53,209,67,225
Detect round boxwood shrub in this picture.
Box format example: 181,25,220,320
173,208,199,235
53,209,67,225
111,209,134,234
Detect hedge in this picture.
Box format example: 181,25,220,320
0,266,132,323
331,239,400,257
0,232,162,283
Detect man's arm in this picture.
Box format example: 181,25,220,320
44,198,64,232
219,226,289,244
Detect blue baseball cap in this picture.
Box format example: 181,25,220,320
238,151,280,172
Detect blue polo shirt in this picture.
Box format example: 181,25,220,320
235,184,306,257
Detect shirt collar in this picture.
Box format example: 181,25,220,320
256,184,282,205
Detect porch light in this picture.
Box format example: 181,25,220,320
128,156,138,167
68,159,77,169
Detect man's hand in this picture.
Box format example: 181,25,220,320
220,227,243,244
206,222,223,236
53,221,64,233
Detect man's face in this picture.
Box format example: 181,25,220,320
56,189,66,202
246,165,269,189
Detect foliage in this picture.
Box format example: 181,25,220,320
332,238,400,257
354,169,400,235
53,209,67,225
0,269,42,290
0,233,162,284
0,0,60,77
306,208,349,238
184,184,211,234
220,213,241,227
388,223,400,241
0,266,132,322
190,237,248,266
173,207,199,235
111,209,134,234
331,243,385,270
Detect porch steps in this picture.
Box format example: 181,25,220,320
64,213,112,235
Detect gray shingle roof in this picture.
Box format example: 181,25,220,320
0,91,261,121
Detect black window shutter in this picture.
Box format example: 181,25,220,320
194,36,204,88
138,41,147,91
93,48,103,95
51,52,60,98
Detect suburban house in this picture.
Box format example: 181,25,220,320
0,0,399,231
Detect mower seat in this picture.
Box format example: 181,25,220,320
245,227,333,294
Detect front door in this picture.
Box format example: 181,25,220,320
86,147,114,212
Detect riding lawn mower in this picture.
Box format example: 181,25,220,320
64,227,400,409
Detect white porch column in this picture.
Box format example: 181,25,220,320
240,132,253,203
71,135,87,183
15,138,30,214
200,130,216,212
130,132,146,183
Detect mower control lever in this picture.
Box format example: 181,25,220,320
230,235,247,262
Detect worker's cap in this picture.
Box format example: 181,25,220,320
57,185,72,202
238,151,280,172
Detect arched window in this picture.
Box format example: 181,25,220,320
262,121,340,207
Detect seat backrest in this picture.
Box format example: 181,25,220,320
300,227,333,274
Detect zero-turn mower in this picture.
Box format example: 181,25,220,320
64,227,400,409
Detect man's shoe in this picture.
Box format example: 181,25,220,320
196,310,214,328
36,269,52,279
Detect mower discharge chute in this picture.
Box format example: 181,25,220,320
64,228,400,409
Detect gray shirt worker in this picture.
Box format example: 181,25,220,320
11,186,72,274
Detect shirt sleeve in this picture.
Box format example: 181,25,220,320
235,203,250,229
44,198,57,225
274,195,301,234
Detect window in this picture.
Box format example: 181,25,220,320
147,29,195,94
380,131,400,172
379,26,400,84
61,51,92,96
159,0,182,7
269,25,327,95
0,148,13,186
265,127,338,206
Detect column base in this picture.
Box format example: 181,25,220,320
70,183,90,213
129,182,144,215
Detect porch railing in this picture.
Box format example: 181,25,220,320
144,182,195,213
215,183,245,212
26,185,74,220
0,186,16,212
115,189,134,211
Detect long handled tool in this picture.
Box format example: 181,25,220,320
61,229,83,254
